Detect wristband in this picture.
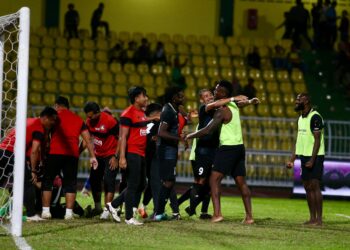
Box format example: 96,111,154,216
114,154,119,159
248,99,252,104
230,97,235,102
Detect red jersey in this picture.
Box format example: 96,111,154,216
178,113,187,136
120,105,148,157
49,109,87,157
86,111,119,158
0,118,44,157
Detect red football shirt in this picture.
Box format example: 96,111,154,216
120,105,147,157
49,109,87,157
0,118,44,157
178,113,187,136
86,111,118,158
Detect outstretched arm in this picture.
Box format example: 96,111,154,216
186,109,224,140
236,97,260,108
205,95,248,112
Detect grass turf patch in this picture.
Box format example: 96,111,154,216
18,195,350,250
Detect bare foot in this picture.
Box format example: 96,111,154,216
313,220,323,226
211,216,224,223
303,220,317,225
242,218,254,225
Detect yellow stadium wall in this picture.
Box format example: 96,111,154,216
0,0,43,29
234,0,350,39
59,0,219,37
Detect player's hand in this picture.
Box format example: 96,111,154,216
305,160,314,168
90,157,98,170
31,172,37,185
249,97,260,105
119,157,127,169
184,139,189,150
286,161,294,169
109,156,118,170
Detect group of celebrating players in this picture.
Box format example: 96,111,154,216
0,78,326,226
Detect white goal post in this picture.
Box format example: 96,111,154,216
0,7,30,237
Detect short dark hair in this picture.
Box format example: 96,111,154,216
145,103,162,116
84,101,100,114
216,79,233,97
40,106,58,118
55,96,69,109
128,86,147,104
164,86,183,103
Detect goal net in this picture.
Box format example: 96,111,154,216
0,7,30,236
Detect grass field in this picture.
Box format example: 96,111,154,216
1,194,350,250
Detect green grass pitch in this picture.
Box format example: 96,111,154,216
2,194,350,250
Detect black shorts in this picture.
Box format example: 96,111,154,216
157,145,178,182
192,147,215,178
300,155,324,181
90,156,118,193
213,145,246,178
42,154,79,193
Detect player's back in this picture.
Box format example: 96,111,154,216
49,109,85,157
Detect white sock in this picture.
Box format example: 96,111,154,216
66,208,73,216
95,202,101,210
42,207,50,213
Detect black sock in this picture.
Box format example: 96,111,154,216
189,184,203,213
111,189,126,208
177,186,192,206
169,189,179,214
201,185,211,213
156,185,172,215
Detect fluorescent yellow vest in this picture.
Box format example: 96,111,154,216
295,110,325,156
219,102,243,146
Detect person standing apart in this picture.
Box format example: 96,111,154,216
286,93,325,226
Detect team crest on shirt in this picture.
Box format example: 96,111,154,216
95,125,105,131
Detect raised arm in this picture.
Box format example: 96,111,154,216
205,95,249,112
236,97,260,108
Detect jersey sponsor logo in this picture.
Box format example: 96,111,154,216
94,125,106,131
140,128,148,136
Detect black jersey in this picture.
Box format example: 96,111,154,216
157,103,179,148
197,104,220,148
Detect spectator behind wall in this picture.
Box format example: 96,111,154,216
289,0,313,49
153,42,167,65
91,3,110,40
247,46,261,69
108,42,127,65
134,38,152,67
276,12,293,39
339,10,349,43
64,3,79,40
171,57,188,90
231,76,242,96
243,78,257,99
